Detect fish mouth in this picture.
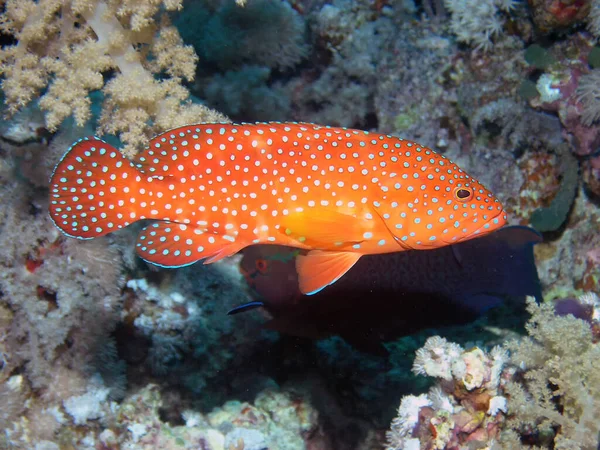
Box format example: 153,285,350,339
440,209,508,245
471,209,508,237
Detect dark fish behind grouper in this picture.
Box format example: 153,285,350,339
231,226,542,354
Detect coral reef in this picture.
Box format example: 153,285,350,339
501,294,600,448
1,0,600,448
100,384,320,449
176,0,308,123
528,0,591,33
529,150,579,232
204,66,291,121
443,0,518,50
386,295,600,449
386,336,509,449
121,260,273,403
277,0,398,127
177,0,308,71
0,0,227,155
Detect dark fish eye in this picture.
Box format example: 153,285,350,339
240,268,256,287
256,259,268,273
454,187,473,202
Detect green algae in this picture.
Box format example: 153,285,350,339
525,44,556,70
530,151,579,232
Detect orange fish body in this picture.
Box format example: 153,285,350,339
49,123,507,294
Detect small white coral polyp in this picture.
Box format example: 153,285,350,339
412,336,463,380
412,336,509,392
451,347,486,390
579,291,600,323
395,394,432,434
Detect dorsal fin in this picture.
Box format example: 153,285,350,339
133,124,227,175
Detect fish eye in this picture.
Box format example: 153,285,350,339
454,187,473,202
256,258,268,274
240,268,257,287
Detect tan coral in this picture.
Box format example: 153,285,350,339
0,0,229,156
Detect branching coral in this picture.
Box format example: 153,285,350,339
443,0,518,51
501,296,600,449
0,0,228,156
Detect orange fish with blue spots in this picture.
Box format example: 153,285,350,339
49,122,508,294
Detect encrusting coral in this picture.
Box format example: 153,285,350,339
0,0,228,156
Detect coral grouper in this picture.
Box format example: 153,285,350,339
49,122,507,294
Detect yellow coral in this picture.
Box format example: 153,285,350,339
0,0,229,156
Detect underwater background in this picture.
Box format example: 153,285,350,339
0,0,599,448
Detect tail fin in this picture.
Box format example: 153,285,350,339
49,137,141,239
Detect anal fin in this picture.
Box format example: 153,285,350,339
296,250,361,295
136,221,247,268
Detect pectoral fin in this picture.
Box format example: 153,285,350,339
278,208,365,248
296,250,361,295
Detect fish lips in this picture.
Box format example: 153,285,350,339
438,211,508,245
